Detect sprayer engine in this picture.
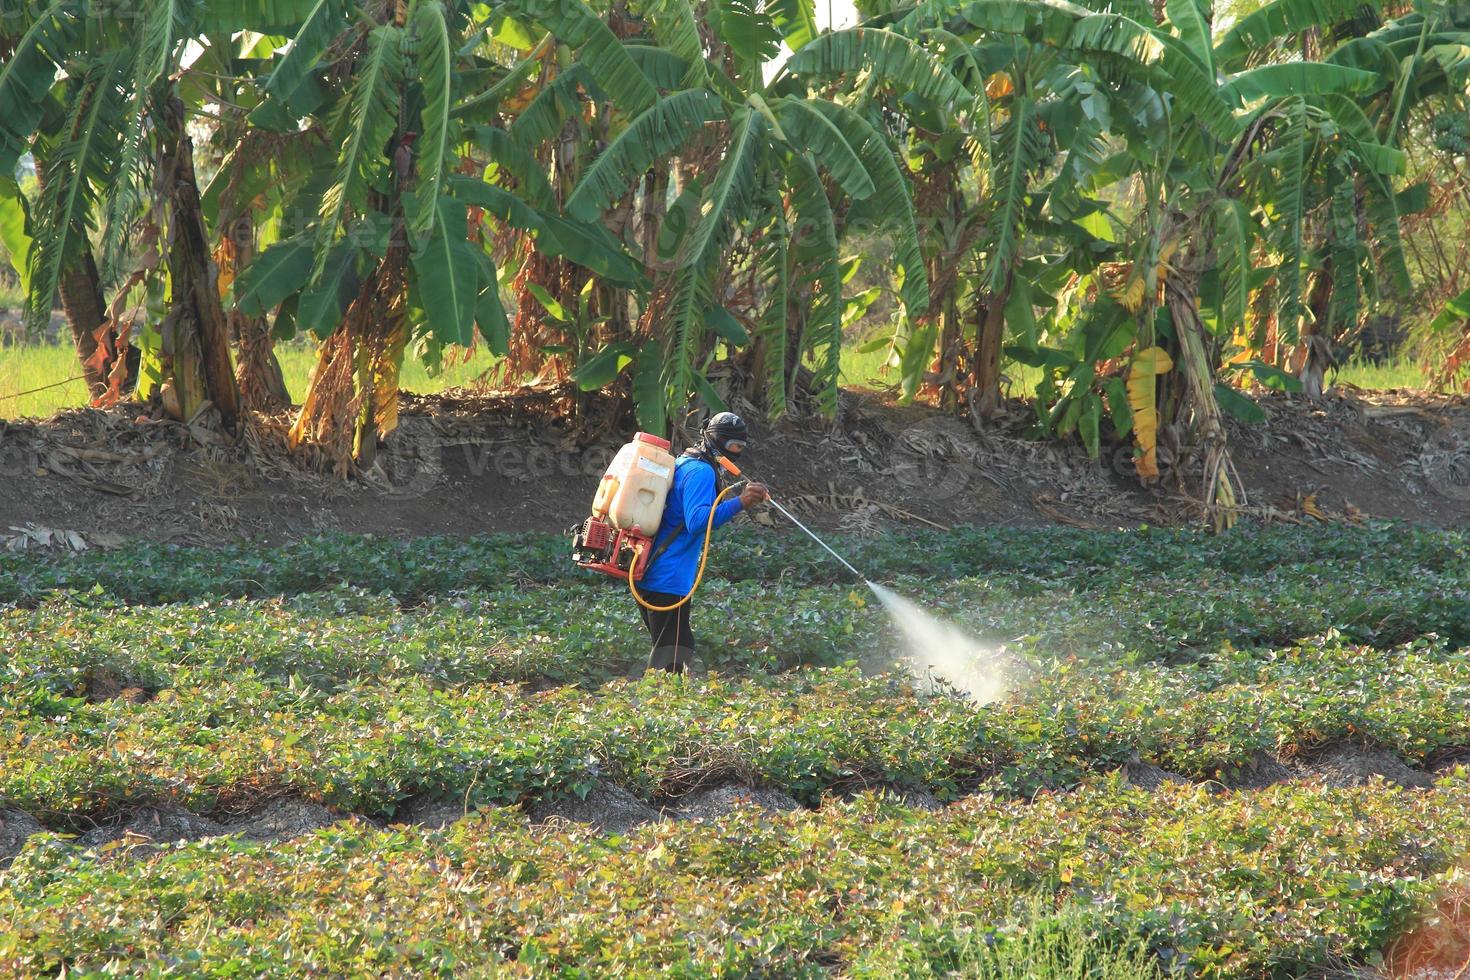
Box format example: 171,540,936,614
571,431,676,581
571,518,653,580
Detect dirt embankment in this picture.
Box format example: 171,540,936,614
0,384,1467,547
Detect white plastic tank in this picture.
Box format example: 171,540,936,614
592,432,677,534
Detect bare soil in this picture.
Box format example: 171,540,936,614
1,383,1468,547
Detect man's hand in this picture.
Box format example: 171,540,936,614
740,482,770,509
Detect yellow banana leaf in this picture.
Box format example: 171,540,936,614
1127,345,1173,483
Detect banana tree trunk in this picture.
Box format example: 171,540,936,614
973,271,1011,419
1297,266,1334,400
640,168,667,269
219,215,290,411
289,169,409,473
157,97,241,431
1165,276,1243,531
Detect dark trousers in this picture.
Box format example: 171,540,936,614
639,592,695,674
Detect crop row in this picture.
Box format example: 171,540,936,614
3,776,1467,976
4,632,1468,820
5,553,1468,713
1,522,1464,605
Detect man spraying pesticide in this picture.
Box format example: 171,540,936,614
573,413,996,691
571,413,768,673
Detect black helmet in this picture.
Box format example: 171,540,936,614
701,411,749,456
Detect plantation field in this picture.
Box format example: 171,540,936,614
3,524,1470,975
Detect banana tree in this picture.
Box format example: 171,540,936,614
869,0,1412,527
2,0,251,427
501,0,948,429
228,0,657,468
872,0,1120,418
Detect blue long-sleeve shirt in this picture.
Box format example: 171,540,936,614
640,456,743,597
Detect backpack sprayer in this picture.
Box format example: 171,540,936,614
571,431,866,611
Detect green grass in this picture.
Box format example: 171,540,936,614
0,342,88,419
1333,356,1430,390
0,279,24,309
839,342,1044,397
0,342,501,420
840,342,1433,398
0,337,1438,420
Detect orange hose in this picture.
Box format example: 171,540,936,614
628,482,742,611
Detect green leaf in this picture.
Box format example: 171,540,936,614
768,0,819,50
1215,0,1370,66
449,176,643,285
314,24,403,284
1105,376,1132,438
806,100,929,316
1212,197,1252,337
714,0,782,70
757,200,790,417
492,13,539,50
639,0,707,87
632,343,667,432
1395,180,1431,216
787,29,973,110
675,111,763,271
1427,284,1470,335
786,150,843,416
26,55,125,333
1166,0,1215,79
1239,358,1304,392
987,95,1046,293
0,0,78,176
573,342,636,390
1272,97,1308,345
409,0,454,246
475,275,510,355
0,179,34,292
704,305,750,346
691,370,729,414
565,91,723,222
626,45,692,89
1004,344,1077,369
470,126,556,208
775,99,875,200
1222,63,1378,103
954,0,1090,45
1067,14,1238,140
900,322,937,401
295,242,358,338
1079,390,1101,457
411,198,478,346
252,0,345,127
1315,95,1405,176
503,0,657,115
1213,382,1266,424
526,282,570,322
235,237,315,317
